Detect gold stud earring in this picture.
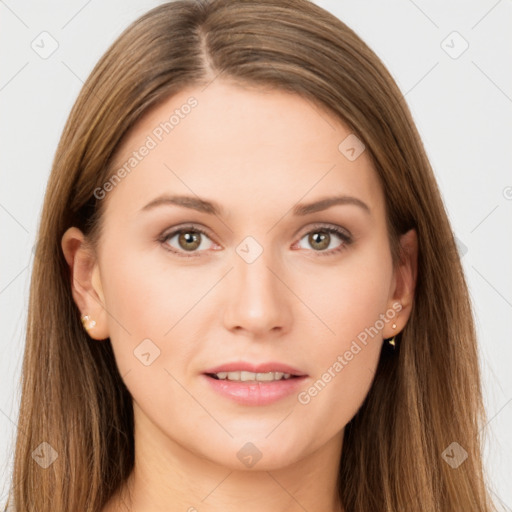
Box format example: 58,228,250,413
387,316,399,349
81,314,96,330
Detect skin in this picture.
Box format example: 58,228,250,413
62,80,417,512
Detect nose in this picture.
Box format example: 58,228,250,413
222,245,292,338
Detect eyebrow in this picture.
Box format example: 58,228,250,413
140,194,222,215
292,195,371,216
139,194,371,216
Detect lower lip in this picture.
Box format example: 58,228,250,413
202,374,308,406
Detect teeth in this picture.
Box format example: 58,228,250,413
213,371,292,382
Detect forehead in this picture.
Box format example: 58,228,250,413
105,80,384,221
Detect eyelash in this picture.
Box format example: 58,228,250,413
157,223,353,259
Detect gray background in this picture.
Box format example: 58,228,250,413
1,0,511,509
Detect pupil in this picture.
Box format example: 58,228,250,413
179,231,200,251
311,231,329,250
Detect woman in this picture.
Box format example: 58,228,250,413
5,0,496,510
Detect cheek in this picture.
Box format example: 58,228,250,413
310,238,393,347
98,245,207,378
101,240,211,330
295,243,392,423
98,252,198,425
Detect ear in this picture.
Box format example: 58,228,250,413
61,227,109,340
383,228,418,339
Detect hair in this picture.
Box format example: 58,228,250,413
5,0,496,510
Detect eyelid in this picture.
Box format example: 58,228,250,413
296,222,352,240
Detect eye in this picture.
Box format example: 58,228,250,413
295,224,353,256
159,225,217,257
158,223,353,258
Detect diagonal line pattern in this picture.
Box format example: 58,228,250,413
61,0,93,29
470,204,499,233
471,266,512,309
200,470,233,502
163,268,234,336
403,61,439,98
163,367,234,437
471,0,503,30
0,203,29,233
490,489,512,512
406,0,439,29
478,397,512,435
265,266,336,335
61,60,106,104
266,164,336,234
265,407,295,438
0,265,28,295
472,61,512,104
266,471,311,512
0,0,29,28
82,287,132,336
0,62,29,92
0,406,25,437
163,162,233,233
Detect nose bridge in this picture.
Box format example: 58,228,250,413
223,234,291,334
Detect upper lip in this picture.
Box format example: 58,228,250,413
204,361,307,377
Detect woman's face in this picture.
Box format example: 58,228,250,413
64,80,415,471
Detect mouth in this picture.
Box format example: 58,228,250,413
202,362,308,405
205,371,301,382
203,361,307,381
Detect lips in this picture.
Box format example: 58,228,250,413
202,362,309,405
203,361,307,377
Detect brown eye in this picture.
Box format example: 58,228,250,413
161,226,216,257
177,231,202,251
308,231,331,251
296,225,352,255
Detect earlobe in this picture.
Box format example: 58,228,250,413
61,227,109,340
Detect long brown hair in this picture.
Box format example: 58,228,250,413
5,0,496,510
